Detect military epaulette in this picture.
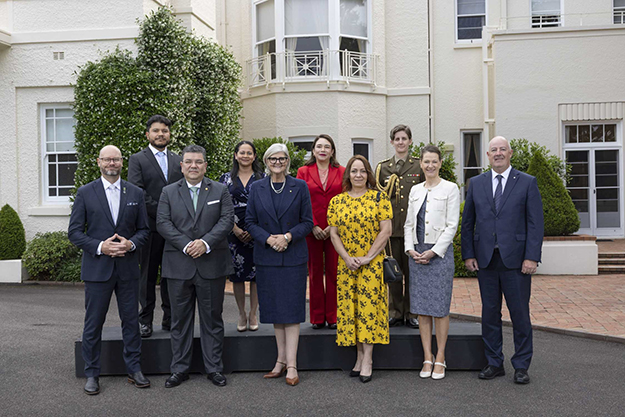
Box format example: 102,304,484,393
378,156,393,164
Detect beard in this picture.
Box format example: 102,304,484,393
101,168,120,176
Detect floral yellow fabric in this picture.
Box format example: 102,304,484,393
327,189,392,346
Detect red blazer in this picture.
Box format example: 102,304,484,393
297,163,345,229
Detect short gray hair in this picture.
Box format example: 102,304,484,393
181,145,206,161
263,143,291,175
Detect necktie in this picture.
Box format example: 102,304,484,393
395,158,404,173
156,151,168,179
107,184,120,224
190,186,199,211
494,174,503,213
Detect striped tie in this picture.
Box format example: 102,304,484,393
494,174,503,213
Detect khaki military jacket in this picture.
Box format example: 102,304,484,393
375,155,424,237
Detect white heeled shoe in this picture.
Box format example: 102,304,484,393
420,356,435,378
432,361,447,380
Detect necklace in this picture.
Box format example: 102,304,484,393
271,180,286,194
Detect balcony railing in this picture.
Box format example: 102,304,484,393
501,10,625,30
246,50,378,89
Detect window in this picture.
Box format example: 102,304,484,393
565,123,617,144
42,106,77,202
289,136,315,160
339,0,368,77
456,0,486,41
531,0,561,28
615,0,625,24
352,139,371,160
255,0,276,79
462,132,482,197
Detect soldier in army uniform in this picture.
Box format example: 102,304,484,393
375,124,424,328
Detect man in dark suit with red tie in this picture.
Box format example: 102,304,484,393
461,136,544,385
128,115,183,338
68,145,151,395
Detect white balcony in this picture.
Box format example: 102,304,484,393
245,50,378,90
501,10,625,31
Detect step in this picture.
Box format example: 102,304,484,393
75,322,486,377
599,259,625,265
598,252,625,259
598,265,625,274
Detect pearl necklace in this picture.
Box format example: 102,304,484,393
271,180,286,194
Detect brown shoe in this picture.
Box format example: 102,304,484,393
263,361,286,379
285,366,299,386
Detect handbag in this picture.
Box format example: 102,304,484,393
376,191,403,284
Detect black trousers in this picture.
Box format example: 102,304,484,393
139,231,170,325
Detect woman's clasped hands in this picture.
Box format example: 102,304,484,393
408,249,436,265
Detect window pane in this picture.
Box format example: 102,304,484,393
591,125,604,142
463,133,481,167
58,188,72,197
58,154,77,162
615,0,625,7
458,16,485,39
56,118,75,143
569,175,588,188
578,125,590,142
568,189,588,200
596,150,617,162
56,108,73,118
48,188,57,197
256,0,275,42
48,163,57,186
353,143,369,159
532,0,560,13
458,0,485,15
46,109,54,117
340,0,367,38
569,162,588,175
566,150,588,163
565,126,577,143
597,188,618,200
596,175,618,187
605,124,616,142
285,0,329,36
58,163,77,186
46,119,55,143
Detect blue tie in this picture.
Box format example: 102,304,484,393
156,152,168,179
494,174,503,213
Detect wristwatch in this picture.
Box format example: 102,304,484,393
284,234,290,243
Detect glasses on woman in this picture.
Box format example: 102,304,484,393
267,157,288,164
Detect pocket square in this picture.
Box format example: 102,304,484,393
206,200,220,206
127,202,139,206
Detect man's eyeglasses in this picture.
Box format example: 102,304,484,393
100,157,122,163
267,157,288,164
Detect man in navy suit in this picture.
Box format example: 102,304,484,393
68,145,150,395
461,136,544,385
128,115,183,338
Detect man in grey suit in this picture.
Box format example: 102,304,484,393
156,145,235,388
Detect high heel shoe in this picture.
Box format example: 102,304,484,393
237,314,247,332
420,356,435,378
432,361,447,380
359,362,373,383
285,366,299,386
349,370,360,377
263,361,286,379
248,312,259,331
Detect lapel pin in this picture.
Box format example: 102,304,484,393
205,187,208,191
123,187,126,194
290,190,293,193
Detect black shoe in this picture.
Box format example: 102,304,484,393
514,368,530,385
389,318,404,327
312,323,326,329
165,372,189,388
84,377,100,395
407,317,420,329
349,370,360,377
359,374,372,383
478,365,506,380
328,323,337,329
207,372,227,387
161,318,171,331
140,323,152,338
127,371,150,388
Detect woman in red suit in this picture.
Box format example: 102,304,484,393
297,134,345,329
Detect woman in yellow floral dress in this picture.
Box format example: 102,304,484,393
328,155,393,383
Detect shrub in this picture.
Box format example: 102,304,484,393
0,204,26,260
527,151,580,236
252,137,307,177
507,138,569,183
22,231,82,281
411,141,459,185
73,6,242,189
454,201,477,278
56,256,83,282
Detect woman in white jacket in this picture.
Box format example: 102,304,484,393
404,145,460,380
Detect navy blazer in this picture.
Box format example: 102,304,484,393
461,168,544,270
68,178,150,282
245,175,314,267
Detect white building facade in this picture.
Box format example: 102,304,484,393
1,0,625,238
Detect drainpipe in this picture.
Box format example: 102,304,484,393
220,0,227,45
427,0,434,144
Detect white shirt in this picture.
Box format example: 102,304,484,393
492,165,513,197
96,176,136,255
149,144,168,176
182,180,211,256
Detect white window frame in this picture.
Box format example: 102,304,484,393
614,0,625,24
530,0,562,28
40,104,77,204
352,138,372,161
460,130,483,198
455,0,487,44
289,135,316,160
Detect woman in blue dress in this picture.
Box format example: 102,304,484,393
219,141,265,332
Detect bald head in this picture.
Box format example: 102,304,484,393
97,145,123,181
487,136,513,174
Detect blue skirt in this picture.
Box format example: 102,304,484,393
256,264,307,324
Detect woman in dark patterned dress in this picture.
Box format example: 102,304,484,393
219,141,265,332
404,145,460,380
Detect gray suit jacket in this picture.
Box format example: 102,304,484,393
156,177,235,280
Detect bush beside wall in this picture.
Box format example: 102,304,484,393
252,137,307,177
0,204,26,260
23,232,82,282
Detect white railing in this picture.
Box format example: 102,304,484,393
531,14,561,28
500,10,625,30
246,50,378,89
615,8,625,24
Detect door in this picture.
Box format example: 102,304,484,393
566,148,623,237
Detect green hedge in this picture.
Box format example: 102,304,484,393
411,141,459,185
454,201,476,278
22,231,82,282
73,6,242,190
252,137,307,177
0,204,26,260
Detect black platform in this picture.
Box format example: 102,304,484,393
75,323,486,377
